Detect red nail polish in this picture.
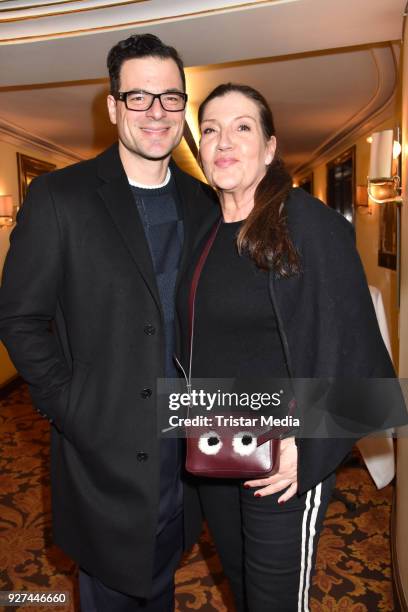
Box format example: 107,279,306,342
278,500,285,504
254,492,261,498
243,484,250,489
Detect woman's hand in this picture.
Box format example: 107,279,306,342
244,437,298,502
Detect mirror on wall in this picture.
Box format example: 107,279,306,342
326,147,355,224
17,153,56,205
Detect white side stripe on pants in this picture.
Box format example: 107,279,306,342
297,482,323,612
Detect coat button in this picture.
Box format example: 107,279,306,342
144,324,156,335
140,388,152,399
137,452,148,462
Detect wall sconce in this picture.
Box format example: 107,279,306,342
367,129,403,205
367,128,403,307
0,195,16,228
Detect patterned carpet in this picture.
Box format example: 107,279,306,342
0,383,395,611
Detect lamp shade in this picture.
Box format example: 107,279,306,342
368,130,394,179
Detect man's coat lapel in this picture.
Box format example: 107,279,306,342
96,144,162,313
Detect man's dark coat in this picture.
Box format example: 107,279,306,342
0,143,217,598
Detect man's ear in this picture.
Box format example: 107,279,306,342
107,95,118,126
265,135,277,165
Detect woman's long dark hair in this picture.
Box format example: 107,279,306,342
198,83,300,277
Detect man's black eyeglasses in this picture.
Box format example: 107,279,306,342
115,90,188,112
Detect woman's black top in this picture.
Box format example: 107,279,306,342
177,220,288,381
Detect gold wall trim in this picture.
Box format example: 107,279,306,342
0,0,148,22
0,0,286,44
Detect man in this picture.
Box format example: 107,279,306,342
0,34,217,611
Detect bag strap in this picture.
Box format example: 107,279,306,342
184,219,222,417
188,219,222,345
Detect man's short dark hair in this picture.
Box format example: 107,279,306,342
107,33,186,95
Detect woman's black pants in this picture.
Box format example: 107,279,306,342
198,472,336,612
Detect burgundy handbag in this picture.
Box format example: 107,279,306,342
185,419,282,478
184,220,288,479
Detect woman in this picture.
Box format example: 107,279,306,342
177,83,403,612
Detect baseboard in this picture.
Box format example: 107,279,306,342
391,483,408,612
